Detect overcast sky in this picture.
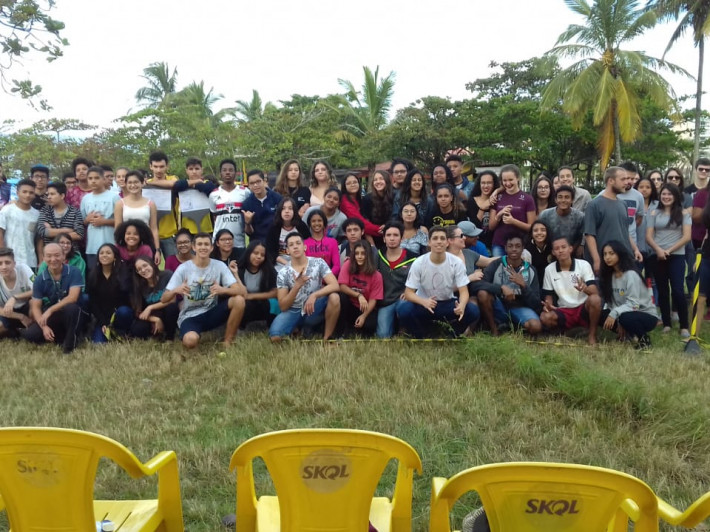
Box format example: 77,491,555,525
0,0,706,131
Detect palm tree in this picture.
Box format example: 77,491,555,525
649,0,710,162
135,62,178,108
335,65,396,140
542,0,689,167
175,81,223,117
232,89,274,122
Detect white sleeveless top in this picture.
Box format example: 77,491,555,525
121,199,151,226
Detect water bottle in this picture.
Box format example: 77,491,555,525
96,520,114,532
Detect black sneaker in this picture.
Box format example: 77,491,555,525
636,334,652,351
462,507,489,532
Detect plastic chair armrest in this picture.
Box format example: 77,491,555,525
619,498,640,522
141,450,178,476
431,477,447,499
658,493,710,529
657,498,684,526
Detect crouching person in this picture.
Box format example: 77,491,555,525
161,232,246,349
269,232,340,342
21,243,86,353
397,226,479,338
477,235,542,336
0,247,34,337
540,237,601,344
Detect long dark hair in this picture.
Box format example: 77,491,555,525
131,255,160,312
211,229,235,259
471,170,500,198
238,240,277,292
398,201,423,230
367,170,394,223
599,240,643,305
531,175,555,212
528,220,551,250
348,240,376,275
433,183,465,219
114,220,155,253
658,183,684,228
272,197,302,229
53,233,76,260
87,243,123,291
400,168,429,205
341,172,364,207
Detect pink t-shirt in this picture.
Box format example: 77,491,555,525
337,264,383,308
65,186,91,210
118,244,153,263
304,236,341,277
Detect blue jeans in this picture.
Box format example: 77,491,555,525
269,296,329,338
91,305,134,343
397,298,479,338
492,298,540,327
618,311,657,339
376,300,406,338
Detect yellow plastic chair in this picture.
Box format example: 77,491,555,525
658,490,710,529
429,462,660,532
229,428,423,532
0,427,183,531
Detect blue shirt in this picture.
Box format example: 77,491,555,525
242,189,283,243
32,264,84,310
80,190,119,254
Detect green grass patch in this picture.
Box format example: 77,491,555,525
0,329,709,530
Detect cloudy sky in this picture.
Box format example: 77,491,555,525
0,0,706,131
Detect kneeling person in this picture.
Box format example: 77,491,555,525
161,232,246,348
540,237,601,345
20,243,85,353
397,226,479,338
0,247,34,336
269,232,340,342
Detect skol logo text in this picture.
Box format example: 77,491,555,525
300,450,352,493
525,499,580,515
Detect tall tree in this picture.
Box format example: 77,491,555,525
0,0,67,105
542,0,688,168
135,62,178,108
173,81,223,118
231,89,274,122
649,0,710,162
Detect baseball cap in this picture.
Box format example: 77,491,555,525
458,220,482,237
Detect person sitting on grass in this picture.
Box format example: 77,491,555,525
599,240,658,350
540,236,601,345
161,232,246,349
230,240,279,330
20,243,86,354
129,256,178,340
337,240,383,337
114,220,155,265
86,243,133,343
0,247,34,337
397,225,479,338
477,234,542,336
269,232,340,343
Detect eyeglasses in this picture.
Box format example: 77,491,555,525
176,240,192,246
667,175,681,180
537,185,550,190
451,234,465,239
651,177,663,182
698,167,710,173
218,237,234,243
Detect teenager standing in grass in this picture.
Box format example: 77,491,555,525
392,168,432,223
467,170,503,251
37,181,84,252
340,173,382,241
0,179,40,269
210,229,242,268
309,160,338,207
161,232,246,349
274,159,311,217
645,183,691,338
114,170,160,265
398,202,429,256
266,197,310,271
600,240,657,350
489,164,535,257
165,228,193,272
81,166,119,271
65,157,93,209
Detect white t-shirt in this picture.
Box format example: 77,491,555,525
166,259,237,326
543,259,595,308
405,252,469,301
0,263,34,308
0,204,39,268
209,185,251,248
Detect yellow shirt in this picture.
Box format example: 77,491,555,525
146,175,178,239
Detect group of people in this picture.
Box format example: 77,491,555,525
0,151,708,352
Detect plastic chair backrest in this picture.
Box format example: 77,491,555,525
430,462,660,532
230,429,422,532
0,427,157,532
